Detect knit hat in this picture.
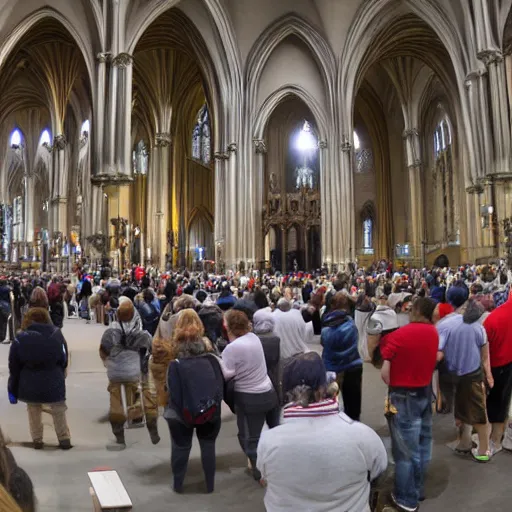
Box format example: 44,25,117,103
430,286,446,304
282,352,326,396
446,286,469,308
253,309,275,334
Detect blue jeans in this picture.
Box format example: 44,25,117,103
390,387,432,510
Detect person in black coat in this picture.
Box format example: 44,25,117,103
137,289,160,336
0,279,11,342
8,307,72,450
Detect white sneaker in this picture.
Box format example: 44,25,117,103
490,441,503,456
503,421,512,451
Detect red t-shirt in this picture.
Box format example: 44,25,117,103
380,323,439,388
484,298,512,368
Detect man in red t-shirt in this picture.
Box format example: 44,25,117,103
380,298,438,512
484,290,512,453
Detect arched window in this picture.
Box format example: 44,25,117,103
10,129,22,148
40,129,51,146
192,105,211,165
133,140,149,175
81,120,90,137
363,219,373,250
354,130,373,173
361,201,375,255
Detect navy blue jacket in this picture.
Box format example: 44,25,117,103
8,323,68,403
321,310,362,373
138,301,160,336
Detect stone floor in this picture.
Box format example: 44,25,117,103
1,319,511,511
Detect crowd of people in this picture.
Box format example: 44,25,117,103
0,260,511,511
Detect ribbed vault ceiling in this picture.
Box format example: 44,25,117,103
355,14,455,95
132,8,210,145
0,18,89,135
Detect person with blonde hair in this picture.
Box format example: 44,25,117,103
100,297,159,449
165,309,223,494
8,307,71,450
150,295,196,408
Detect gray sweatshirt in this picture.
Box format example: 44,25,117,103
257,412,387,512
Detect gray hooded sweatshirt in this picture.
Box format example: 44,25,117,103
100,310,152,382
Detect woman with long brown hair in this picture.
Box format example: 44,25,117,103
165,309,223,494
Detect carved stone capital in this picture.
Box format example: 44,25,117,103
477,49,503,66
112,53,133,69
318,140,327,150
253,139,267,154
42,142,53,154
91,173,134,186
466,184,484,194
155,133,172,147
213,152,229,161
402,128,420,139
227,142,238,153
97,52,112,63
465,69,486,88
53,134,67,150
408,160,422,170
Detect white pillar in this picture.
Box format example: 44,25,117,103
155,133,171,271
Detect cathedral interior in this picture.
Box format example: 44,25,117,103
1,0,512,273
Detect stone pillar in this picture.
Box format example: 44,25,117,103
51,135,69,238
154,133,171,271
253,140,267,264
479,50,511,174
281,225,287,274
94,53,110,176
403,129,424,262
318,140,330,268
24,173,35,259
465,70,492,181
94,52,133,178
213,152,229,272
338,137,354,268
146,145,159,265
225,143,238,269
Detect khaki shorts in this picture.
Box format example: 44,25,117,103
454,374,487,425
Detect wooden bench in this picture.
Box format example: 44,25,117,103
88,470,132,511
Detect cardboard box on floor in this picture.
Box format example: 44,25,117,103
88,470,132,511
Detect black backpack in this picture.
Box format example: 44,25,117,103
174,355,223,426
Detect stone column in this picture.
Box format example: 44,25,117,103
318,140,330,268
154,133,171,271
226,143,238,269
403,129,424,263
213,151,229,272
24,173,35,259
253,139,267,265
94,53,110,177
338,137,354,268
51,135,69,238
281,225,287,274
478,50,511,174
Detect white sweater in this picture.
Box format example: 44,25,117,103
257,413,387,512
272,309,309,360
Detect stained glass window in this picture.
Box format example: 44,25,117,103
363,219,372,249
192,105,211,165
354,130,373,173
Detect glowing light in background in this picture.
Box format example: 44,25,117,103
10,129,22,147
296,121,316,152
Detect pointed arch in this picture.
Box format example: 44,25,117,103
246,13,336,118
253,85,328,142
0,7,95,98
